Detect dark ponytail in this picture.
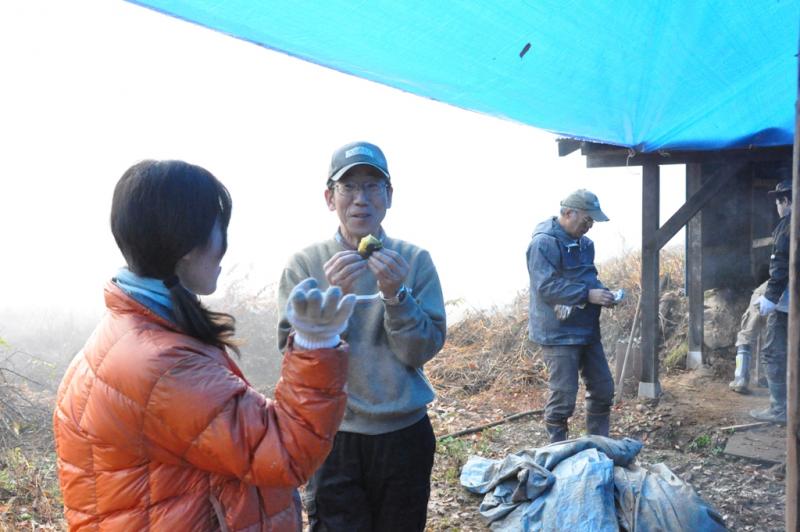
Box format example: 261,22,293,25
167,279,240,356
111,160,239,355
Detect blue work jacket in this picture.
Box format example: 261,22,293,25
527,217,605,345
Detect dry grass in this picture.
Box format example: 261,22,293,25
0,372,63,530
0,446,63,531
429,247,688,405
597,246,688,367
0,340,63,529
428,291,546,405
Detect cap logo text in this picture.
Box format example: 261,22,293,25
346,147,374,159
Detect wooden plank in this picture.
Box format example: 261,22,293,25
581,144,792,168
786,51,800,532
639,163,661,398
752,236,773,248
586,152,685,168
754,178,777,188
654,164,741,250
557,138,582,157
686,163,704,367
724,426,786,463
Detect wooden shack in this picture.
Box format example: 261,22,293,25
558,140,793,397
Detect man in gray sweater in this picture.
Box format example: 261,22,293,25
278,141,446,531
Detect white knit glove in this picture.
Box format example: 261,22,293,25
757,295,777,316
286,278,356,350
554,304,573,320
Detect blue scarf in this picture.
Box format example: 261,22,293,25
113,267,175,322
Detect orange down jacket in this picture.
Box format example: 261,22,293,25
53,283,348,531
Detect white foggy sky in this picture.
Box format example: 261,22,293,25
0,0,685,319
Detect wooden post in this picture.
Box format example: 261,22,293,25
686,163,704,368
786,46,800,532
639,163,661,398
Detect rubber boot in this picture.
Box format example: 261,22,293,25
545,420,568,443
586,412,610,438
728,345,752,393
749,379,787,424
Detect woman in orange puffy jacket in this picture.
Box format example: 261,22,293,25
53,160,355,531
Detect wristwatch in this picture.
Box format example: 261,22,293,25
381,285,408,306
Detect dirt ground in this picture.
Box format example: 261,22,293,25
1,356,787,531
427,365,786,531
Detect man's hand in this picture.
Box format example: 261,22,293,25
757,295,777,316
368,248,409,298
324,250,368,294
588,288,615,307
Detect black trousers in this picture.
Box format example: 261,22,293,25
304,415,436,532
541,341,615,425
761,310,788,384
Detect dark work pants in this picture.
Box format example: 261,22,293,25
304,415,436,532
541,342,615,427
761,311,788,384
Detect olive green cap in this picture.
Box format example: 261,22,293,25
560,189,610,222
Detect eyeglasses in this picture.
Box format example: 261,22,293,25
333,181,388,198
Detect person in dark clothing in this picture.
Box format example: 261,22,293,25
527,189,618,443
750,175,792,423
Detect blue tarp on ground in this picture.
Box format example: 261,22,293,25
461,437,727,531
128,1,799,152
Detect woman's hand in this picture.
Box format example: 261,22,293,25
286,278,356,349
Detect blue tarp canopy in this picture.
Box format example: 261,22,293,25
129,1,799,152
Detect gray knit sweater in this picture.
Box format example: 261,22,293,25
278,233,446,435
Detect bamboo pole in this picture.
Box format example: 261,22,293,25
718,421,770,433
437,409,544,440
616,295,642,403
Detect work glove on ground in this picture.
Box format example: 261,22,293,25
757,295,777,316
286,278,356,350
